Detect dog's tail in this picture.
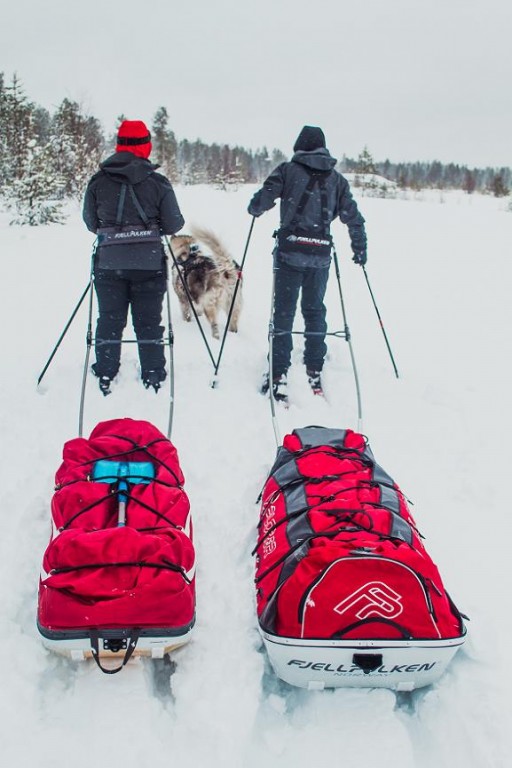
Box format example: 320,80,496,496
189,226,233,270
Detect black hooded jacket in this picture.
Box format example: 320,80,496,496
248,149,366,262
83,152,184,235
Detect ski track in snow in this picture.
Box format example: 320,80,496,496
0,188,511,767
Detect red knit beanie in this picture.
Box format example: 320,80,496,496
116,120,152,159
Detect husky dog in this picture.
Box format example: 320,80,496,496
170,227,243,339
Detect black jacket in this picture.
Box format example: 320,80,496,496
83,152,184,235
248,149,366,263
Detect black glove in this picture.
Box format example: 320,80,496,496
352,250,367,266
248,207,262,218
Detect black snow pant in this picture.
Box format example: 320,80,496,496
93,268,167,379
272,258,329,377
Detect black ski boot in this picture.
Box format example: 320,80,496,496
260,372,270,395
307,369,324,397
91,365,114,397
272,374,288,405
98,376,113,396
142,369,166,393
260,372,288,405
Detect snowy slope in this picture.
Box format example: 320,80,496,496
0,187,510,768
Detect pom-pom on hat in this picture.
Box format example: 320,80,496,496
116,120,152,159
293,125,326,153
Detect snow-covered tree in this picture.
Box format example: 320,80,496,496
462,169,476,194
0,74,34,188
6,138,65,225
354,145,382,195
489,172,509,198
151,107,178,182
356,146,377,175
51,99,104,199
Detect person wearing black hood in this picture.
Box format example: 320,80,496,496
83,119,184,395
248,125,367,402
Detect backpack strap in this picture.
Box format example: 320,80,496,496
115,184,127,227
128,184,151,227
114,183,152,229
287,170,332,236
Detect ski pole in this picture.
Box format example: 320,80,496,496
164,236,217,370
361,264,399,378
211,216,255,387
37,282,91,386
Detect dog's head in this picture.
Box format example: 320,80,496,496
170,234,200,263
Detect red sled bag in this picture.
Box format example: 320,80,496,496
254,427,467,690
37,418,195,673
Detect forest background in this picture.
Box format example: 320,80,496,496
1,73,510,226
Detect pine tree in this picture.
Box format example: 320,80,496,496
151,107,178,182
254,147,270,182
51,99,104,199
462,169,476,194
206,143,223,183
354,145,379,194
190,140,208,184
0,73,7,191
489,172,509,198
356,146,376,175
5,138,65,225
1,74,34,186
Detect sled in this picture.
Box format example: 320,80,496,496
255,426,467,691
37,418,195,674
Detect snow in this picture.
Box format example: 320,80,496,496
0,186,511,768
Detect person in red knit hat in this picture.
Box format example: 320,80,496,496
83,119,184,395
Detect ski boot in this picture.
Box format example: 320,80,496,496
306,369,325,397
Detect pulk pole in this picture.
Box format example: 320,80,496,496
78,265,96,438
332,246,363,431
267,267,281,448
361,264,399,379
211,216,255,387
78,247,176,440
164,262,175,439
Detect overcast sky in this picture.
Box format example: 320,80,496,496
2,0,511,167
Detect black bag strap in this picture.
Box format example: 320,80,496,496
115,184,127,226
128,184,151,227
288,170,332,235
114,183,151,229
90,630,141,674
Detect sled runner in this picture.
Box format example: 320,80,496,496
254,426,466,690
37,418,195,673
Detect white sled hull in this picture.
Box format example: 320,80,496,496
261,630,466,690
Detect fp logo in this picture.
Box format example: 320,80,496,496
334,582,403,620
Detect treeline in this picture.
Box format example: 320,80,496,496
144,106,286,187
0,74,285,224
0,74,510,225
340,147,511,197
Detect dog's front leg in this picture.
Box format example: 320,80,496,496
204,303,220,339
180,299,192,322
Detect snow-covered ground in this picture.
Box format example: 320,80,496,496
0,186,510,767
